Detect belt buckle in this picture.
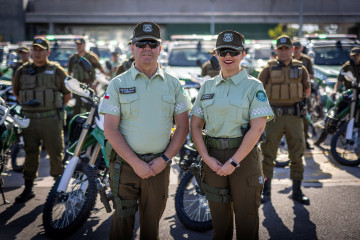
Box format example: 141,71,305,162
220,139,230,149
142,154,153,162
276,108,283,116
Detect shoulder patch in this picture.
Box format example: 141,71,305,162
255,90,267,102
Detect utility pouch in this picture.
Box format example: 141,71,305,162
189,162,205,195
106,141,117,163
296,98,307,118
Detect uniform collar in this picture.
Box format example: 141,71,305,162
130,63,165,81
215,69,247,86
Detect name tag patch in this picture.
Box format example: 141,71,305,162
45,70,54,74
119,87,136,94
200,93,214,101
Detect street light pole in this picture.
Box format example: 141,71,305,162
210,0,215,35
298,0,303,38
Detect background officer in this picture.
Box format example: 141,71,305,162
258,35,311,205
68,37,106,115
108,51,121,79
12,37,72,203
116,41,134,76
333,47,360,95
293,40,315,150
200,50,220,77
191,30,273,240
11,46,32,81
100,22,191,239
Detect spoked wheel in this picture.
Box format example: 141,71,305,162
10,142,25,173
175,171,212,232
42,162,98,239
331,123,360,166
275,136,290,167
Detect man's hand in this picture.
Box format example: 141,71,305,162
216,160,236,176
149,157,167,175
131,160,156,179
204,156,223,173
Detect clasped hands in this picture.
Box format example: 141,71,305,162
206,156,236,176
131,157,166,179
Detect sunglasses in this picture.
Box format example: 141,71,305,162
216,49,241,57
134,41,160,49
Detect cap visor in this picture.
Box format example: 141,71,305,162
277,44,292,48
32,43,47,49
215,45,243,50
132,35,162,42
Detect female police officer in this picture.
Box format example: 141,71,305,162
191,31,273,240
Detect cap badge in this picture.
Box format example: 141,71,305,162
36,39,42,43
143,24,153,32
223,33,233,42
280,38,287,43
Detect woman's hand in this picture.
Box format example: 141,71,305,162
216,160,236,176
204,156,223,173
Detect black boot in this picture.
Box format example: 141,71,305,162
261,178,271,203
15,180,35,203
292,180,310,205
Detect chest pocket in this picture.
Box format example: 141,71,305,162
201,98,215,122
119,94,139,118
162,95,175,118
230,99,249,123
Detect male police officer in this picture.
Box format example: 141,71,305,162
293,40,315,150
200,50,220,77
12,37,72,203
12,46,32,80
68,37,106,115
100,22,191,239
258,35,311,205
116,41,135,76
333,47,360,95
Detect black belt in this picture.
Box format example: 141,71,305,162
116,152,163,164
204,136,243,150
271,106,296,116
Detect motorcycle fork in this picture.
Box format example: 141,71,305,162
346,88,358,141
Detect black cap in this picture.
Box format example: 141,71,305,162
293,41,302,47
132,22,161,42
276,35,293,48
350,47,360,56
215,30,244,50
74,37,86,44
33,37,50,50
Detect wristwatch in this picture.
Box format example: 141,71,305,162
161,154,172,166
229,158,240,168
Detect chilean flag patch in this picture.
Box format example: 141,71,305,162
104,93,110,99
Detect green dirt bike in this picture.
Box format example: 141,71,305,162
0,97,30,204
43,58,113,238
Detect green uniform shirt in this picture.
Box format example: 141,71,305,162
100,64,192,154
191,69,273,138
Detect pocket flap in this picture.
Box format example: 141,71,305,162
119,94,139,103
162,95,175,104
230,99,247,108
201,98,214,108
247,173,264,187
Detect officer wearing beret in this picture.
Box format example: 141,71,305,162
191,30,273,240
68,37,106,115
333,47,360,95
100,22,191,239
12,37,72,203
293,40,315,150
258,35,311,205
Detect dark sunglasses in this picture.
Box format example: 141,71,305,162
217,49,241,57
134,41,160,49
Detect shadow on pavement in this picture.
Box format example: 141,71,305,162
292,203,317,240
262,200,292,239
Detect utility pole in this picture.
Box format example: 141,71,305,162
298,0,304,38
210,0,215,35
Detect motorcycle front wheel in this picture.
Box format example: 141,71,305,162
175,171,212,232
42,162,98,239
331,123,360,166
10,143,25,173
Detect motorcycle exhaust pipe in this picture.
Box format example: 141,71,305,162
57,156,80,192
346,118,355,141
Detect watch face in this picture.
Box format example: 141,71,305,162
166,160,172,166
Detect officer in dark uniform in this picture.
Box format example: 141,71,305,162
293,40,315,150
12,46,32,80
200,50,220,77
333,47,360,94
191,30,273,240
12,37,72,203
68,37,106,115
258,35,311,205
115,41,134,76
100,22,191,240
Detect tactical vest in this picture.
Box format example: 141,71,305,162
19,62,63,112
72,52,95,83
265,59,304,105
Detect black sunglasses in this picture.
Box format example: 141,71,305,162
217,49,241,57
134,41,160,49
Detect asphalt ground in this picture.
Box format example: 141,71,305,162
0,138,360,240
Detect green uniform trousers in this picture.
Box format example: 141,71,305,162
261,115,305,180
202,146,263,240
303,117,309,139
22,114,64,180
109,160,170,240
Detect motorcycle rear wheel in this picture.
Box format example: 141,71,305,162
331,123,360,166
43,162,97,239
175,171,213,232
